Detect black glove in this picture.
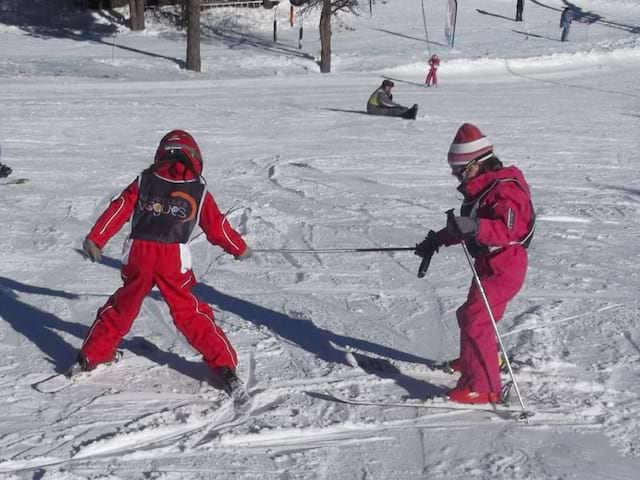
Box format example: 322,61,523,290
415,230,441,278
415,230,440,258
446,215,478,239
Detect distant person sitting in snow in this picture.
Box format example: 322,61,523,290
0,145,12,178
77,130,252,401
560,7,572,42
0,163,11,178
367,80,418,119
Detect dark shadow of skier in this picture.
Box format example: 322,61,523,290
323,108,373,116
371,28,448,48
530,0,640,34
94,255,447,398
0,278,84,371
0,276,207,381
511,29,561,41
476,9,518,22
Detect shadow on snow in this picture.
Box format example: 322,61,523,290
0,250,446,398
476,9,518,23
1,5,313,70
530,0,640,34
0,276,209,381
371,27,448,48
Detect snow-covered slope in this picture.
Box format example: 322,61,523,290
1,0,640,478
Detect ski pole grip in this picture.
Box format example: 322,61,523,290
417,251,433,278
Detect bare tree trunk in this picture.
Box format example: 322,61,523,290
180,0,188,29
319,0,331,73
128,0,145,31
186,0,201,72
129,0,138,29
136,0,145,31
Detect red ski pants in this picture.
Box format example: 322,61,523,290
81,240,238,370
425,68,438,86
455,247,527,393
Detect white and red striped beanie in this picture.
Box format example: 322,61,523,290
447,123,494,169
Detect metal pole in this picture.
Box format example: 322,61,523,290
420,0,432,58
273,4,279,42
253,247,415,254
452,0,458,48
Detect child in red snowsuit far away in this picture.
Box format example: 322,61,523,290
425,54,440,87
415,124,534,404
79,130,252,398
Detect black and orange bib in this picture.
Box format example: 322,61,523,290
130,173,205,244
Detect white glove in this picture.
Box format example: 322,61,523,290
82,238,102,263
235,246,252,260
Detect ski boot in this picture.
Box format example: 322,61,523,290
66,351,123,378
219,367,251,408
0,164,12,178
446,387,501,404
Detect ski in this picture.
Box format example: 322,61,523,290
31,351,124,394
318,392,533,420
330,342,460,378
0,178,29,185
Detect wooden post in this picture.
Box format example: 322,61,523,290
186,0,201,72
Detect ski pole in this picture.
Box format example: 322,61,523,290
253,247,415,254
446,210,532,421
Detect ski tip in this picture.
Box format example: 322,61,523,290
344,351,359,368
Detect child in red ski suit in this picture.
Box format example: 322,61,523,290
79,130,251,394
425,54,440,87
415,123,534,404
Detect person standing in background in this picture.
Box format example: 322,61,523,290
425,54,440,87
516,0,524,22
560,7,572,42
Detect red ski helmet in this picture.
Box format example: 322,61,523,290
154,129,203,175
431,54,440,64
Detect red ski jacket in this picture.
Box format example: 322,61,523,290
436,165,534,257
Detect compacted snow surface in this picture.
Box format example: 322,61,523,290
1,0,639,478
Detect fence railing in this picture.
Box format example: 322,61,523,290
201,0,265,9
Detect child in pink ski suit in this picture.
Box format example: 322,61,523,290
425,54,440,87
79,130,252,395
415,123,534,404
